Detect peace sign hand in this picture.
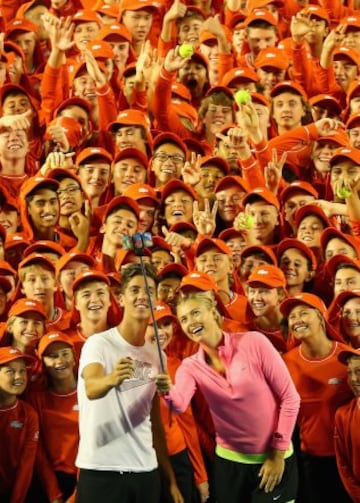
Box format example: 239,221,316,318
265,149,287,194
193,199,218,237
181,152,202,187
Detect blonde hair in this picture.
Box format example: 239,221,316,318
19,264,55,284
176,291,222,326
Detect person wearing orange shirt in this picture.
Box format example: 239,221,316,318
335,347,360,502
282,293,352,503
0,347,39,503
28,332,79,503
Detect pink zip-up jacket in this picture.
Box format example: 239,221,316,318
165,331,300,454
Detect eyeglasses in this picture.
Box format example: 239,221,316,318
153,153,185,165
57,185,81,197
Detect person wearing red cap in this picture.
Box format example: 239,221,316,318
156,263,188,311
270,81,312,136
123,183,159,233
0,347,39,503
150,236,175,274
119,0,158,56
76,263,182,503
146,302,209,503
56,251,94,311
327,289,360,348
28,332,78,502
5,18,44,76
334,347,360,502
149,132,187,188
238,244,277,287
241,9,279,67
111,148,148,196
277,238,317,296
76,147,112,209
177,52,210,108
294,204,332,260
108,109,152,156
255,47,289,99
245,264,291,352
280,181,318,237
282,293,353,503
70,10,102,56
156,290,299,503
198,87,235,145
159,180,197,229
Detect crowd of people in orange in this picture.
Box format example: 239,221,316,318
0,0,360,501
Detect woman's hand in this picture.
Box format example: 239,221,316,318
258,451,285,493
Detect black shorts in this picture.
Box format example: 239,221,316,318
76,468,161,503
214,453,298,503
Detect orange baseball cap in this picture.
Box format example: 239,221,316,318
195,237,232,257
294,204,331,229
330,146,360,166
72,270,110,292
153,132,188,156
8,298,47,319
76,147,112,167
218,227,247,241
328,288,360,328
171,82,192,102
45,116,85,149
338,346,360,364
120,0,159,12
0,347,34,365
46,168,82,186
169,222,197,234
243,187,280,210
240,244,278,265
20,176,59,199
277,238,317,270
221,67,259,87
38,331,74,358
161,179,198,201
54,97,92,118
113,147,148,167
123,183,158,204
309,94,342,116
56,251,95,276
215,175,250,194
158,263,188,278
24,241,66,258
103,195,140,222
346,112,360,129
205,85,235,100
151,301,177,324
152,236,172,252
326,254,360,279
321,228,360,257
347,80,360,103
270,80,307,100
72,10,103,24
108,109,151,131
87,40,114,59
170,99,198,124
340,14,360,29
245,8,278,26
280,181,318,203
5,234,30,253
280,292,326,317
200,155,230,174
97,22,132,43
255,47,289,70
247,264,286,288
18,252,56,272
333,46,360,67
301,4,329,24
5,18,39,36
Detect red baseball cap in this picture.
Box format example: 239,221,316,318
346,112,360,129
54,97,92,118
321,228,360,257
240,244,278,265
330,146,360,166
195,238,232,257
280,292,327,317
280,181,318,203
56,251,95,276
123,183,158,204
338,347,360,364
72,270,110,292
215,175,250,194
170,99,199,124
120,0,159,13
24,241,66,258
5,18,39,36
270,80,307,100
247,264,286,288
171,82,192,102
255,47,289,70
153,132,188,156
326,254,360,279
113,147,148,167
200,155,230,174
340,14,360,29
221,67,259,87
333,46,360,67
301,4,329,24
87,40,114,59
218,227,247,241
72,10,103,24
76,147,112,167
277,238,317,270
346,79,360,104
245,8,278,26
151,301,177,324
8,298,47,319
97,23,132,43
294,204,331,229
103,195,140,222
0,347,34,365
108,109,151,131
38,331,74,359
328,288,360,328
161,179,198,201
243,187,280,210
18,252,56,272
20,176,59,199
309,94,342,116
158,263,188,278
45,116,85,149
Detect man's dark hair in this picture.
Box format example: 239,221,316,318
121,262,158,292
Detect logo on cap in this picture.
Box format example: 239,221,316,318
9,348,20,354
24,300,37,307
190,273,200,278
257,269,269,275
48,334,60,339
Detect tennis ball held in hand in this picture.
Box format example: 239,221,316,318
235,89,251,105
179,43,194,58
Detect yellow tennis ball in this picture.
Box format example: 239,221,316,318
235,89,251,105
179,43,194,58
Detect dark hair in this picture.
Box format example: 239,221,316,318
106,204,138,221
26,183,58,205
246,20,277,32
198,91,234,120
121,262,158,292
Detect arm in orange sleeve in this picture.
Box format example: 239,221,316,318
10,403,39,503
240,153,266,189
129,88,148,112
40,63,67,125
152,67,193,138
217,53,236,86
97,82,118,134
291,40,315,96
334,404,360,502
319,0,353,25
